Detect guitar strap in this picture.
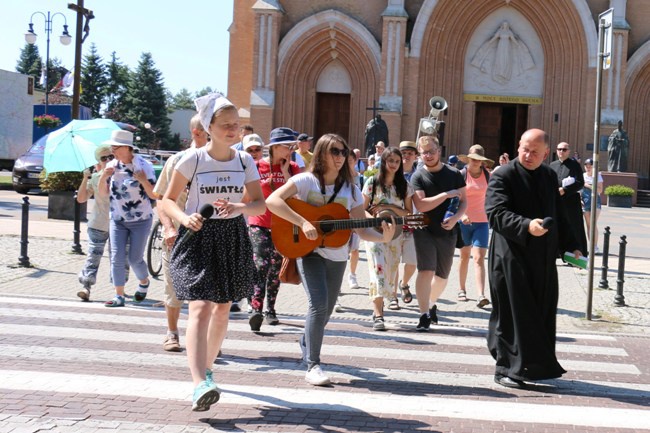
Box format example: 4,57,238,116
321,180,344,204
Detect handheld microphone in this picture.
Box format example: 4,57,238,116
542,217,554,229
178,204,214,246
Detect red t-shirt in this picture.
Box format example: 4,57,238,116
248,159,300,228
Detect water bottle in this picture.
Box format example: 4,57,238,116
443,197,459,221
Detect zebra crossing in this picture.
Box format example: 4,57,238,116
1,295,649,432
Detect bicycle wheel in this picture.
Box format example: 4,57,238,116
147,220,164,277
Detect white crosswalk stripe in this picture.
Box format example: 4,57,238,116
1,296,649,431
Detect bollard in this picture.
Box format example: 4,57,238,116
71,191,83,254
598,226,610,289
614,235,626,306
18,196,31,267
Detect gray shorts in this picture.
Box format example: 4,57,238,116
413,229,456,278
400,231,417,265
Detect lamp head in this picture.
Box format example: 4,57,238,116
25,23,37,44
60,25,72,46
419,118,436,135
144,123,152,130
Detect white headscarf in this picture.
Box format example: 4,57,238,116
194,92,235,132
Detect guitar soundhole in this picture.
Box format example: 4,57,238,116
320,221,334,233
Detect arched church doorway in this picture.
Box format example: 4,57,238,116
473,102,527,161
315,93,351,142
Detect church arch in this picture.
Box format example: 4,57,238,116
275,10,380,147
624,40,650,181
414,0,592,157
411,0,597,67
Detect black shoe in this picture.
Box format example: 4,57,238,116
416,313,431,332
372,315,386,331
494,374,525,389
428,304,438,324
230,301,241,312
264,310,279,326
249,311,264,332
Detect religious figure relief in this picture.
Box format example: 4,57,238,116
471,22,535,84
364,114,389,157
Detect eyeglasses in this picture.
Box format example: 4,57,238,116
421,149,439,156
329,147,349,158
246,147,262,153
557,148,569,152
100,154,115,162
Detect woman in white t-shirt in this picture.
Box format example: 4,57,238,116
267,133,396,387
581,158,603,251
161,93,265,412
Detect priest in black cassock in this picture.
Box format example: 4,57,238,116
485,129,581,389
550,142,588,256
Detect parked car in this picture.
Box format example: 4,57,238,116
139,154,161,165
12,134,47,194
12,122,138,194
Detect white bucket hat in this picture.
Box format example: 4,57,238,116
103,130,135,148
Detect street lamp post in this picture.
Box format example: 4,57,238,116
25,11,72,115
144,123,159,149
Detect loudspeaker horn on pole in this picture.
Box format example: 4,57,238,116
428,96,448,117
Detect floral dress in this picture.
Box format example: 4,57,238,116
362,177,413,299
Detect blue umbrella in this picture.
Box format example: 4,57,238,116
43,119,122,173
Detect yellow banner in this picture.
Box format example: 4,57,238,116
464,94,543,105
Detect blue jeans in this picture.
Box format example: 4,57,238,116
78,228,109,288
298,253,346,370
110,218,152,287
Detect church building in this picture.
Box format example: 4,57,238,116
227,0,650,187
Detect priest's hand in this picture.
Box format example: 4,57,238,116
528,218,548,237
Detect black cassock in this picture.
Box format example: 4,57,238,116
485,160,578,381
550,158,588,256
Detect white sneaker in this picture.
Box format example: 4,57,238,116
305,365,331,386
334,297,343,312
348,273,359,289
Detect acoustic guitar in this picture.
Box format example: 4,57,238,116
271,198,428,259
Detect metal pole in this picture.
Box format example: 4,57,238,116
44,11,51,114
18,197,31,267
586,16,609,320
598,226,611,289
70,0,84,119
71,190,83,254
614,235,626,306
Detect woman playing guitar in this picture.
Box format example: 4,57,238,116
267,133,396,387
363,146,414,330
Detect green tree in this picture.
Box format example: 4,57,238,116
123,52,171,149
16,43,43,88
104,52,131,121
194,87,216,98
170,88,195,110
80,44,108,117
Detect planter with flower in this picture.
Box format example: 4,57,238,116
40,170,87,221
605,184,634,208
33,114,62,129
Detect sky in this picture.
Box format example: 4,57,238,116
0,0,233,96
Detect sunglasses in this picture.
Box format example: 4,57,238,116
246,147,262,153
100,154,115,162
557,148,569,152
329,147,349,158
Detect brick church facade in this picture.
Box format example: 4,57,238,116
227,0,650,186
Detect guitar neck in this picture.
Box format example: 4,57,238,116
318,216,405,231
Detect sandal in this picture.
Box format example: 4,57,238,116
105,295,125,308
477,295,490,308
134,280,150,303
388,297,400,310
399,282,413,304
458,290,468,302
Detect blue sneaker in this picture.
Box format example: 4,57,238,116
192,380,220,412
205,369,214,385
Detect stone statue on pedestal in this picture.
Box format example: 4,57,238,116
607,120,629,172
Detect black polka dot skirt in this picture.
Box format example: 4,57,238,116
170,216,255,303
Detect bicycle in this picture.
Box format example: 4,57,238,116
147,219,164,277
